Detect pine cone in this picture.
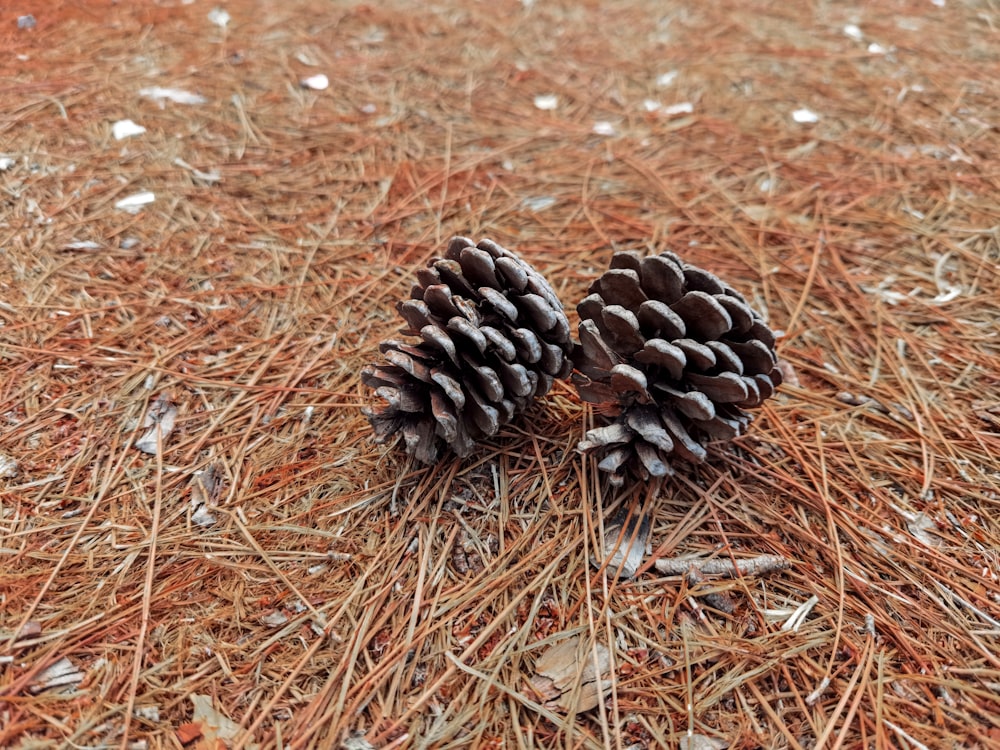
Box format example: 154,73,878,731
574,249,782,483
362,236,573,464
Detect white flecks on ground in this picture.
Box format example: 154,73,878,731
0,452,18,479
533,94,558,110
930,0,945,6
295,50,320,66
138,87,207,106
892,503,943,547
260,610,290,627
115,191,155,213
868,42,888,54
679,735,729,750
592,120,616,136
134,705,160,723
301,73,329,90
112,119,146,140
661,102,694,116
780,595,820,632
932,252,963,303
792,108,820,123
843,24,863,41
191,501,217,527
189,465,223,527
643,99,662,112
656,70,678,87
62,240,102,250
29,658,85,694
18,15,36,29
360,27,386,45
764,596,820,631
521,196,556,212
135,394,178,454
174,157,221,182
0,156,16,171
207,7,230,28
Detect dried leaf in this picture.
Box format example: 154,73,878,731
135,394,178,454
175,723,203,745
260,610,290,627
526,634,613,712
190,694,258,750
592,510,650,579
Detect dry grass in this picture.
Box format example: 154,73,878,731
2,0,999,748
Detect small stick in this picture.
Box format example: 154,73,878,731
655,553,790,578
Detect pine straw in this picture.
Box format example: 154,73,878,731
1,0,998,748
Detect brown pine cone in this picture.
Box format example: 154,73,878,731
362,236,573,464
574,249,782,483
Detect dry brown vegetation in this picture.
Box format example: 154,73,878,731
2,0,999,748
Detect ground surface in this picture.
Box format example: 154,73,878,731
2,0,999,748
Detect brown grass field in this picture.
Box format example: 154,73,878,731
2,0,999,748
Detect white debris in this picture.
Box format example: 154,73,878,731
892,503,942,547
63,240,102,250
301,73,329,90
656,70,678,87
533,94,558,110
191,501,217,527
0,156,15,171
115,191,155,213
643,99,662,112
931,252,962,303
260,610,289,627
661,101,694,116
868,42,888,54
30,658,85,694
680,735,728,750
843,24,863,41
592,120,616,136
0,452,17,479
805,676,832,705
764,595,820,632
522,196,556,212
792,108,820,123
139,87,207,106
207,8,231,28
112,119,146,140
134,705,161,722
173,157,221,182
135,395,178,454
